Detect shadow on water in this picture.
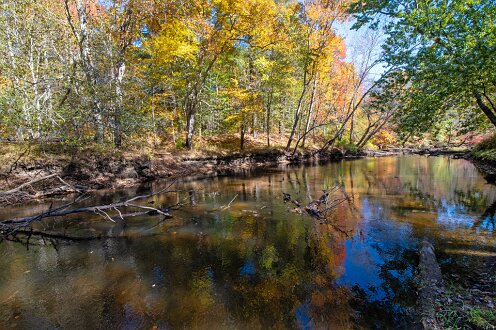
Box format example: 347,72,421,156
0,155,495,329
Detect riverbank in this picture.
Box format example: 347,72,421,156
0,133,351,204
0,142,296,205
1,141,493,206
417,242,496,330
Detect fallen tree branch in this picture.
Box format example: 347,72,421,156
0,180,180,237
281,186,353,237
0,173,84,206
417,240,444,330
54,175,82,193
0,174,58,196
222,194,238,210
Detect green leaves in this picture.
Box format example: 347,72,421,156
350,0,496,137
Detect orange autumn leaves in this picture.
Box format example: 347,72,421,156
0,0,371,148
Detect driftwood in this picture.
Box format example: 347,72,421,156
206,194,239,213
0,174,59,195
283,186,353,236
0,173,82,205
0,181,181,239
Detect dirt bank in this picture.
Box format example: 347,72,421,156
2,143,494,206
0,146,352,205
469,156,496,184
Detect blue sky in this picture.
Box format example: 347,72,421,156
335,20,387,79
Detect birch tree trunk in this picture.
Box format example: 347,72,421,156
113,59,125,147
66,0,105,142
266,89,273,147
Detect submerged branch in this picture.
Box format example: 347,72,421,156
283,186,354,236
0,180,181,239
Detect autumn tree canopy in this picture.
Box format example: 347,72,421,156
2,0,492,150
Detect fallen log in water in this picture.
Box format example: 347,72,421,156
417,240,444,330
0,180,182,239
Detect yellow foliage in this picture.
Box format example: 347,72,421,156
145,20,198,66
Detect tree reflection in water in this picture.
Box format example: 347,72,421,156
0,156,495,329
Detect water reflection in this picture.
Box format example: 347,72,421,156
0,156,495,329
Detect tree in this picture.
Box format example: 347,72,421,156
285,0,349,151
0,0,372,150
0,0,75,141
349,0,496,132
318,28,386,152
64,0,107,142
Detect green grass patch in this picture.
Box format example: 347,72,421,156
467,308,496,329
436,281,496,330
472,149,496,162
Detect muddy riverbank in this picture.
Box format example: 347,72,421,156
3,144,494,206
0,147,343,205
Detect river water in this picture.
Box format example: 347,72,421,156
1,156,495,329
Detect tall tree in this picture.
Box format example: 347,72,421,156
285,0,348,151
350,0,496,131
64,0,107,142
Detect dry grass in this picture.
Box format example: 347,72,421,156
151,133,324,157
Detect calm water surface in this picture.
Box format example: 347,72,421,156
1,156,495,329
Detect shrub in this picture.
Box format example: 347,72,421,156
175,138,186,150
474,134,496,151
336,140,359,153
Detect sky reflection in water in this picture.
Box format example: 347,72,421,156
0,156,495,329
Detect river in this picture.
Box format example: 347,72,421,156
1,155,495,329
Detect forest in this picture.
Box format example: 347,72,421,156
1,1,496,329
1,0,494,154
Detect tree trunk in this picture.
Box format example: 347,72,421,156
357,112,395,149
186,109,195,150
240,120,245,151
151,94,157,147
113,60,125,147
185,85,200,150
320,74,385,152
356,123,372,148
70,0,105,143
349,112,355,144
266,89,273,147
474,92,496,127
252,113,257,138
320,114,352,152
302,77,317,148
418,241,444,330
286,70,308,151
